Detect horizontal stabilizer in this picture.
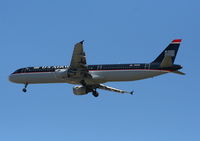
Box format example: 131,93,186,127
172,70,185,75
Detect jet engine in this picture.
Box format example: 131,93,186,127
73,86,89,95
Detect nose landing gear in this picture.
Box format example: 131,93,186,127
22,83,28,92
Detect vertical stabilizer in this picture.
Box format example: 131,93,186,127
152,39,182,65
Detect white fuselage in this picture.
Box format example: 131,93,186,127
9,69,169,85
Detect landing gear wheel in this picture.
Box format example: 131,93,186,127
92,91,99,97
22,88,27,92
22,83,28,93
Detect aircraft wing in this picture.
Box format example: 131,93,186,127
98,84,134,95
68,41,91,78
70,40,87,69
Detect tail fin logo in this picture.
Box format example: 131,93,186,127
165,50,175,57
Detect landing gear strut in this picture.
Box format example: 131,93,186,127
80,80,99,97
92,89,99,97
22,83,28,92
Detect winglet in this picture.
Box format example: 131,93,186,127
79,40,84,44
130,91,134,95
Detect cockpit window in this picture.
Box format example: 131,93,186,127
13,69,22,74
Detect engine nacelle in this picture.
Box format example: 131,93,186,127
73,86,89,95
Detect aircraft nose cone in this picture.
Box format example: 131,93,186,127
9,74,15,82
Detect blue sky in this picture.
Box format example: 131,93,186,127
1,0,200,140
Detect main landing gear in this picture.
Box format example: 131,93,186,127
92,90,99,97
22,83,28,92
80,80,99,97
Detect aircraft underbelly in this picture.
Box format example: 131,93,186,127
11,73,65,84
91,70,167,82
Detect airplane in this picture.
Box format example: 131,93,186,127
9,39,184,97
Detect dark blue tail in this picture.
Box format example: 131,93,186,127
152,39,182,64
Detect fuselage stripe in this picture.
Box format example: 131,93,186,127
12,69,173,75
